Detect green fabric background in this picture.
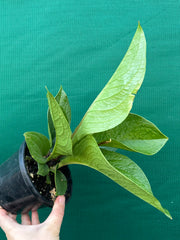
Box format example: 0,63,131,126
0,1,179,239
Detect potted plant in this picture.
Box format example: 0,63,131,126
0,23,172,219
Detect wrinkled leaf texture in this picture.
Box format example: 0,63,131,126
46,88,72,159
59,135,172,219
48,87,71,147
94,113,168,155
72,23,146,144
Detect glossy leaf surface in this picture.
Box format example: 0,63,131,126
94,113,168,155
59,135,171,219
73,23,146,144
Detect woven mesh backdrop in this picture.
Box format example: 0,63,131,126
0,1,179,239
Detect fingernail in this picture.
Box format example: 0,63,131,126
58,195,65,203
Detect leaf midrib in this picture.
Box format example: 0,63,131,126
60,147,153,197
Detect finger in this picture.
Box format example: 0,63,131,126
31,210,40,225
8,213,17,221
21,213,31,225
0,208,18,232
45,195,65,230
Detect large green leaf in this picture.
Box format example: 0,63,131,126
72,23,146,144
24,132,50,164
46,88,72,159
48,86,71,147
58,135,172,219
94,113,168,155
101,149,152,194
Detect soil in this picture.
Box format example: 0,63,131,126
25,156,56,202
24,147,72,203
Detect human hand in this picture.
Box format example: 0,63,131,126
0,195,65,240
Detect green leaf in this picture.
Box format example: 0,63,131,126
101,149,152,194
55,168,67,196
37,163,49,176
72,23,146,144
46,174,51,184
59,135,172,219
48,86,71,147
46,88,72,159
24,132,50,164
94,113,168,155
58,87,71,124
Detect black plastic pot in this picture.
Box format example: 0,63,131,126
0,142,72,214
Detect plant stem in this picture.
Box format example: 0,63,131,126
98,139,112,146
47,155,63,167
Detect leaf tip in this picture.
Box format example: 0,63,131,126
137,21,143,31
23,132,28,138
165,209,173,220
45,86,50,95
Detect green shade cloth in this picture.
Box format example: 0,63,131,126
0,1,179,239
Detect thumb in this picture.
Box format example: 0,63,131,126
45,195,65,231
0,208,18,232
